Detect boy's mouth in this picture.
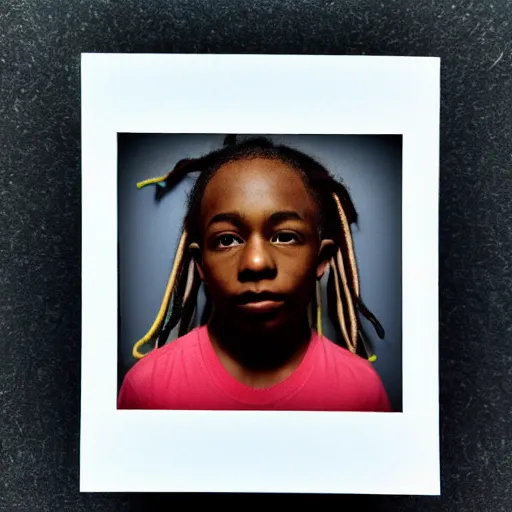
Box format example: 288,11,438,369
235,291,286,314
238,300,284,314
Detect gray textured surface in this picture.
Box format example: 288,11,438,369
0,0,511,510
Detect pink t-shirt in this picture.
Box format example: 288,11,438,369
118,326,391,412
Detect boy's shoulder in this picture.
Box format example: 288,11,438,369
118,327,205,408
316,333,391,411
124,327,204,382
317,333,383,381
319,333,371,364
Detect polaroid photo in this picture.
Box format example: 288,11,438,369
81,53,440,494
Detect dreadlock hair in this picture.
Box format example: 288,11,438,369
131,135,385,361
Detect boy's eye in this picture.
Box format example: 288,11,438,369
215,234,243,248
271,232,299,244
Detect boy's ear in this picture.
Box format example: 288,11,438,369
188,243,205,281
316,239,336,280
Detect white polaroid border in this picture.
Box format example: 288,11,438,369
81,53,440,494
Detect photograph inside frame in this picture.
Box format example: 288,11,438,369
116,133,403,413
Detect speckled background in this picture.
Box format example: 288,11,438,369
0,0,511,510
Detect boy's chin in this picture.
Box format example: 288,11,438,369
234,312,302,338
212,305,310,338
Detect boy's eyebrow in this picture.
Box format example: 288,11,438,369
268,210,305,224
207,212,246,229
207,210,306,229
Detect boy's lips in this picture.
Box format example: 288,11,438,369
235,291,286,314
238,299,285,314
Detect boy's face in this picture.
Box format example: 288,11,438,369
194,157,333,336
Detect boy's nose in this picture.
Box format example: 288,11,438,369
238,237,276,281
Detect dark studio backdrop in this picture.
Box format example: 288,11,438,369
117,134,403,412
2,0,512,510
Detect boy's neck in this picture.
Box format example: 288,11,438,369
207,315,312,389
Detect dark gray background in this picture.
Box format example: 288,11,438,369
1,0,511,510
118,134,403,412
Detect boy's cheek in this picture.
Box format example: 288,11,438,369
201,268,237,297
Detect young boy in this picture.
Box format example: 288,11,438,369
118,138,391,412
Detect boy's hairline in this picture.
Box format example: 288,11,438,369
186,153,328,242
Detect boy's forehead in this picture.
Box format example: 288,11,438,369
202,158,317,215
